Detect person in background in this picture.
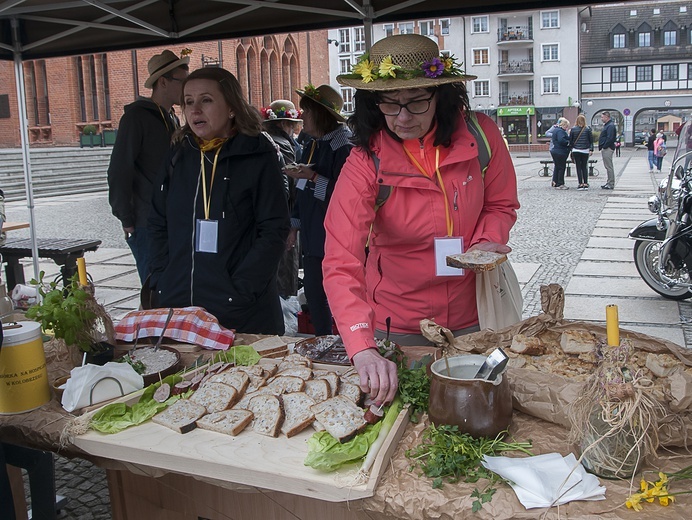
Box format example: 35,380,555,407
323,34,519,405
148,67,289,334
261,100,303,299
646,128,657,173
284,85,352,336
108,49,189,284
654,131,666,173
615,133,622,157
599,111,617,190
569,114,594,191
550,117,571,190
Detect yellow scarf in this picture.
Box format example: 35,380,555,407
196,137,228,152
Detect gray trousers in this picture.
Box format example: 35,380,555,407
601,148,615,187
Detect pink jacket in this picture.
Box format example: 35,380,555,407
323,112,519,358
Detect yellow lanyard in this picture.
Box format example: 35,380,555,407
305,140,317,164
200,147,223,220
155,103,175,132
403,146,453,237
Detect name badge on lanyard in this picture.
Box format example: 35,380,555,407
195,146,222,254
435,237,464,276
196,219,219,253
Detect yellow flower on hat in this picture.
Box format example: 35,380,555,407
353,59,376,83
378,55,400,78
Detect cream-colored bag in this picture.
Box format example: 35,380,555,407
476,261,523,330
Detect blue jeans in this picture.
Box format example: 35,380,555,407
126,227,150,284
647,150,655,170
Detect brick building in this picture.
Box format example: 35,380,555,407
0,30,329,148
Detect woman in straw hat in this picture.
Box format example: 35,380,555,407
148,67,289,334
284,84,352,335
261,99,304,298
323,34,519,404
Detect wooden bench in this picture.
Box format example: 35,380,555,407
0,237,101,289
539,159,599,178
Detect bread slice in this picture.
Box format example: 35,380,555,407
446,250,507,271
310,395,367,443
265,375,306,394
280,392,316,437
509,334,546,356
152,399,207,434
278,353,312,370
233,365,267,378
315,372,340,396
559,330,596,354
248,394,284,437
207,371,250,395
338,381,364,406
196,409,254,436
339,370,362,386
262,348,290,359
277,365,313,381
250,336,289,356
190,382,238,413
304,379,332,403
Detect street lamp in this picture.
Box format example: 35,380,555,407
587,100,594,107
573,100,580,108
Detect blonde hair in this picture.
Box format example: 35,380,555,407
576,114,586,128
558,117,570,128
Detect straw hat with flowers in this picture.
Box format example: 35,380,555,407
261,99,303,122
295,84,346,122
337,34,475,91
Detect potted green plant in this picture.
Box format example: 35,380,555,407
80,124,101,148
26,272,115,364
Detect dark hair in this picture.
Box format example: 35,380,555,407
263,119,297,137
299,96,340,137
347,83,471,149
176,67,262,142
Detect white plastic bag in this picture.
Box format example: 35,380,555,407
475,261,523,331
281,296,301,335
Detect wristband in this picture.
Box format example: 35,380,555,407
310,172,318,183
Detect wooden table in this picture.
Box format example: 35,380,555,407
2,222,30,232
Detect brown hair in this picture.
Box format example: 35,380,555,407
299,96,340,137
176,67,262,142
576,114,586,128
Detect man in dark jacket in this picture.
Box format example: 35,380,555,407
107,50,189,284
598,111,617,190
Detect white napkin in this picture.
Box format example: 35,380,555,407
482,453,606,509
61,362,144,412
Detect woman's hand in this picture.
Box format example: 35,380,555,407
467,242,512,254
283,163,316,181
286,228,298,251
352,348,398,406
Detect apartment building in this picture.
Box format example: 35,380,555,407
330,2,692,146
580,1,692,144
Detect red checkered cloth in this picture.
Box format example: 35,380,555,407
115,306,234,350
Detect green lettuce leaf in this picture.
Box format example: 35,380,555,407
213,345,261,366
304,399,402,472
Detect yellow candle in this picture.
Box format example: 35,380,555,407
77,257,88,286
606,304,619,346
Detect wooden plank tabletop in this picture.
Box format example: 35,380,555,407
2,221,30,232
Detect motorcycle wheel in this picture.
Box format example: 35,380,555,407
633,240,692,300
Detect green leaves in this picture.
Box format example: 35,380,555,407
406,424,532,512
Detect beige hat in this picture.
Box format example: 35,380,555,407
261,99,303,121
144,50,190,89
295,84,346,122
337,34,475,91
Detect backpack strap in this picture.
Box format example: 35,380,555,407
466,112,492,178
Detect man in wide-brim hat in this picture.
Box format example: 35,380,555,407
322,34,520,405
107,49,190,286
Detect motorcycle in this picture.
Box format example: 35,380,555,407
629,120,692,300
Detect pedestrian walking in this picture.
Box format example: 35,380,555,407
550,118,571,190
646,128,656,173
654,132,667,172
599,111,617,189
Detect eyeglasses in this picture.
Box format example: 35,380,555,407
377,92,435,116
165,76,186,83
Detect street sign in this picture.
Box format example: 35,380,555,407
623,108,631,116
497,106,535,116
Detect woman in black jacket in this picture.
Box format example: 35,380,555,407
551,117,571,190
148,67,289,334
569,114,594,190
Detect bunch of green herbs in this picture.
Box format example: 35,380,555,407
406,424,532,512
378,342,432,422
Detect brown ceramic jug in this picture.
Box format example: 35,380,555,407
428,355,513,438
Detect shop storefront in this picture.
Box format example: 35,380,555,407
497,106,535,145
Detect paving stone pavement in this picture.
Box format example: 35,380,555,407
15,145,688,519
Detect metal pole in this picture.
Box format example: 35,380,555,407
527,113,531,158
11,18,41,284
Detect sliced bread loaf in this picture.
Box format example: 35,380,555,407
315,372,340,397
190,382,238,413
196,409,254,436
248,394,284,437
280,392,316,437
265,375,306,394
338,381,364,406
311,395,367,443
304,379,332,403
207,371,250,395
152,399,207,434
